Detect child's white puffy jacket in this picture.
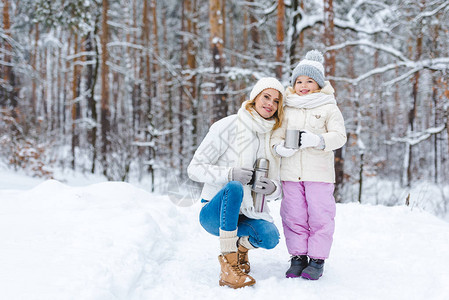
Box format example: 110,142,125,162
271,85,347,183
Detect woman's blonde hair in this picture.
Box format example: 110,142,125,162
245,89,284,130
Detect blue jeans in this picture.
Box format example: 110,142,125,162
199,181,279,249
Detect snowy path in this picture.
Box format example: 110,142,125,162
1,179,448,300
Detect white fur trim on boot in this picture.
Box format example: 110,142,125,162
219,229,238,254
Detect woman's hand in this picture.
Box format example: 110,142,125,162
252,177,276,195
229,167,254,185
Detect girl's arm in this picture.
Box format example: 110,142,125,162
321,107,347,151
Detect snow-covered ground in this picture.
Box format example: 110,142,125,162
1,169,449,300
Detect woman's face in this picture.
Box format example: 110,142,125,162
294,75,320,96
254,88,280,119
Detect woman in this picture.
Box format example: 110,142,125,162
187,77,285,289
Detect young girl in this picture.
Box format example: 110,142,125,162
271,50,347,280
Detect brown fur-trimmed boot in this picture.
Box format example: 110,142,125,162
218,252,256,289
238,245,250,274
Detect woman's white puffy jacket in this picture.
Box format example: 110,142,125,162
188,115,282,202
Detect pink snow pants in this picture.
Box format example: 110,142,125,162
280,181,336,260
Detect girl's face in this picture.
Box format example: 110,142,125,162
254,88,280,119
294,75,320,96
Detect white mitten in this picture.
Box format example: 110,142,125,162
275,141,297,157
299,130,321,149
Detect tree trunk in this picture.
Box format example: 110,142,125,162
1,0,17,115
100,0,111,177
221,0,226,53
358,153,364,203
432,75,438,183
1,0,11,86
161,3,174,168
444,106,449,180
186,0,198,152
229,6,236,67
177,0,186,177
288,0,300,66
209,0,227,121
143,0,151,101
31,23,39,118
151,0,159,98
432,22,440,184
247,0,260,60
71,33,80,170
62,35,71,135
276,0,285,79
143,0,155,188
323,0,343,198
323,0,336,88
85,30,99,174
139,0,149,129
406,2,424,187
298,1,304,51
243,8,248,65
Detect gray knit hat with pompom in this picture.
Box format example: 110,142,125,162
290,50,325,88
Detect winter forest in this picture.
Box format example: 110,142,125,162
1,0,449,217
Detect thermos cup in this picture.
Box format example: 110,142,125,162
285,129,302,149
251,158,270,212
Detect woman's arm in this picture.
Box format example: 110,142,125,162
187,118,234,185
270,115,288,157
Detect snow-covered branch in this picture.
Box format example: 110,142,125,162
331,57,449,86
107,20,140,33
386,125,447,146
347,0,391,23
334,19,391,35
294,11,392,37
107,41,145,51
65,51,97,61
326,39,410,62
413,1,449,22
295,14,322,33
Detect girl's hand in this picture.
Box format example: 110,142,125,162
275,141,298,157
299,130,321,149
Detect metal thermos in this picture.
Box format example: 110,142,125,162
285,129,301,149
251,158,270,212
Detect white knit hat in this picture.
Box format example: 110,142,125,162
249,77,285,101
290,50,325,88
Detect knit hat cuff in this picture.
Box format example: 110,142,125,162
291,65,325,88
249,77,285,101
298,59,324,74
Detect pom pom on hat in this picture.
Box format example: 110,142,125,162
249,77,285,101
290,50,325,88
305,49,324,63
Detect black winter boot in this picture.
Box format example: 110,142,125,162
301,258,324,280
285,255,309,278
